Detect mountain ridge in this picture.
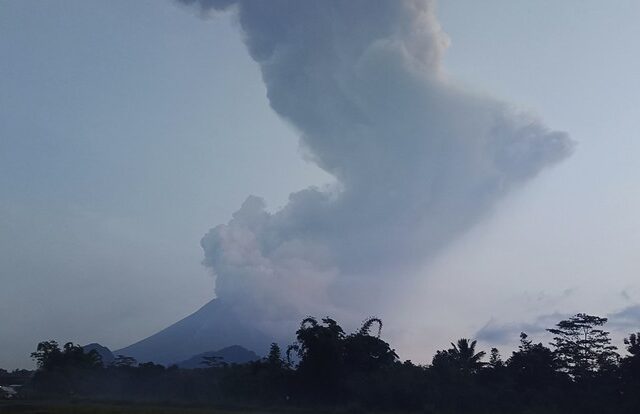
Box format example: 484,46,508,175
176,345,260,369
115,299,272,365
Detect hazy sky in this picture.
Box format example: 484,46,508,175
1,0,640,369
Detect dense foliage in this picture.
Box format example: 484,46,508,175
8,314,640,413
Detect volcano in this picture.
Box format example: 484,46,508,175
115,299,272,365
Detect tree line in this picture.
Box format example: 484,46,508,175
12,313,640,413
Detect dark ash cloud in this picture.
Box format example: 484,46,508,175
181,0,574,339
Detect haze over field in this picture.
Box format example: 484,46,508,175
1,0,640,369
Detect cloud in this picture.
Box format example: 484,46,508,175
182,0,574,338
477,305,640,348
608,305,640,331
476,312,568,345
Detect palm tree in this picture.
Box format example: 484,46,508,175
448,338,487,374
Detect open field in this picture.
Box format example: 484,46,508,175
0,402,331,414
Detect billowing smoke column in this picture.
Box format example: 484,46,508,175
183,0,573,337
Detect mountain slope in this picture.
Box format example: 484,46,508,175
115,299,272,365
82,343,115,366
176,345,260,369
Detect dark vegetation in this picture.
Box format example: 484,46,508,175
4,313,640,413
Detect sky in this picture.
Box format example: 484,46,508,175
1,0,640,369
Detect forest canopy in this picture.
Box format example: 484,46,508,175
6,313,640,414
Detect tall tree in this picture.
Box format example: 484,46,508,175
488,348,504,369
266,343,285,369
31,341,101,371
343,317,398,373
293,317,346,393
507,332,559,389
432,338,486,375
622,332,640,381
547,313,618,379
624,332,640,357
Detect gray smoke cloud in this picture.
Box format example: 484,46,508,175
182,0,574,337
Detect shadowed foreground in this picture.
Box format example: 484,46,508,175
6,314,640,414
0,401,583,414
0,402,324,414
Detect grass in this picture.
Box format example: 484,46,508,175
0,401,310,414
0,401,566,414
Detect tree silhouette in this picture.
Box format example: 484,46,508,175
488,347,504,369
112,355,137,368
293,317,346,395
507,332,559,390
450,338,486,374
358,317,383,337
30,341,102,396
432,338,486,376
622,332,640,384
344,318,398,373
31,341,101,371
20,313,640,413
547,313,618,379
266,343,285,369
624,332,640,357
200,355,227,368
30,340,62,370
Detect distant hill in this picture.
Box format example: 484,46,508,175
115,299,273,365
82,343,115,366
176,345,260,369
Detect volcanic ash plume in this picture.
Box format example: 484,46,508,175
182,0,574,338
